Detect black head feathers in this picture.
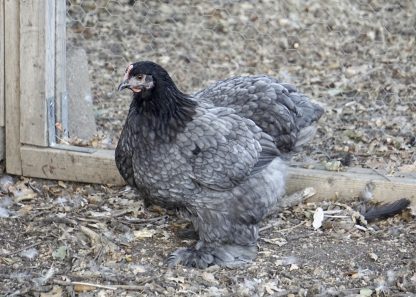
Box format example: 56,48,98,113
121,61,197,141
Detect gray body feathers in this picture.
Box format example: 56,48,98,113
195,75,324,152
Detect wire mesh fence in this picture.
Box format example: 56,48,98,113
66,0,415,171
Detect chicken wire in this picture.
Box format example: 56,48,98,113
66,0,416,172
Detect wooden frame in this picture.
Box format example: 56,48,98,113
0,0,4,127
19,0,53,147
55,0,68,140
5,0,21,174
2,0,415,205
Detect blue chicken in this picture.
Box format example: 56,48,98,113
116,61,323,268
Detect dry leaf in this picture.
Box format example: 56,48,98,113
52,246,67,261
74,284,96,292
80,225,100,243
58,181,67,188
398,163,416,174
17,204,33,216
355,224,368,231
87,195,103,204
359,288,373,297
88,211,111,218
302,187,317,199
0,175,14,193
167,276,185,283
134,228,156,238
12,186,37,202
55,122,63,131
40,286,63,297
351,272,359,279
201,272,219,285
131,264,146,274
323,160,342,171
262,237,287,246
263,282,279,295
313,207,324,229
369,252,378,261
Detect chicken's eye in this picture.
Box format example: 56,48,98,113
137,75,144,80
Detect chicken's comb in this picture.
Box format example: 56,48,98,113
123,64,133,81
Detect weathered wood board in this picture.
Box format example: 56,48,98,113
4,0,22,174
0,0,5,127
286,166,415,204
21,146,416,205
19,0,55,147
21,146,125,185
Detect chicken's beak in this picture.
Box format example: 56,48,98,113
118,79,130,91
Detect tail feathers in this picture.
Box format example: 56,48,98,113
363,198,411,222
292,98,324,129
293,125,318,150
251,132,281,175
286,91,324,151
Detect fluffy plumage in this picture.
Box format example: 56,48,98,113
116,61,322,268
195,75,324,152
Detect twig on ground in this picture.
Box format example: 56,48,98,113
41,216,78,226
0,241,42,257
27,182,46,198
260,221,305,233
121,215,169,225
53,279,116,290
53,279,148,291
259,222,281,232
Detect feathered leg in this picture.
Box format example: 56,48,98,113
167,218,259,268
167,241,257,268
176,225,199,240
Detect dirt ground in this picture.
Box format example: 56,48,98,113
0,176,415,296
1,0,415,296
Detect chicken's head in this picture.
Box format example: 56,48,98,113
118,63,155,94
117,61,194,121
